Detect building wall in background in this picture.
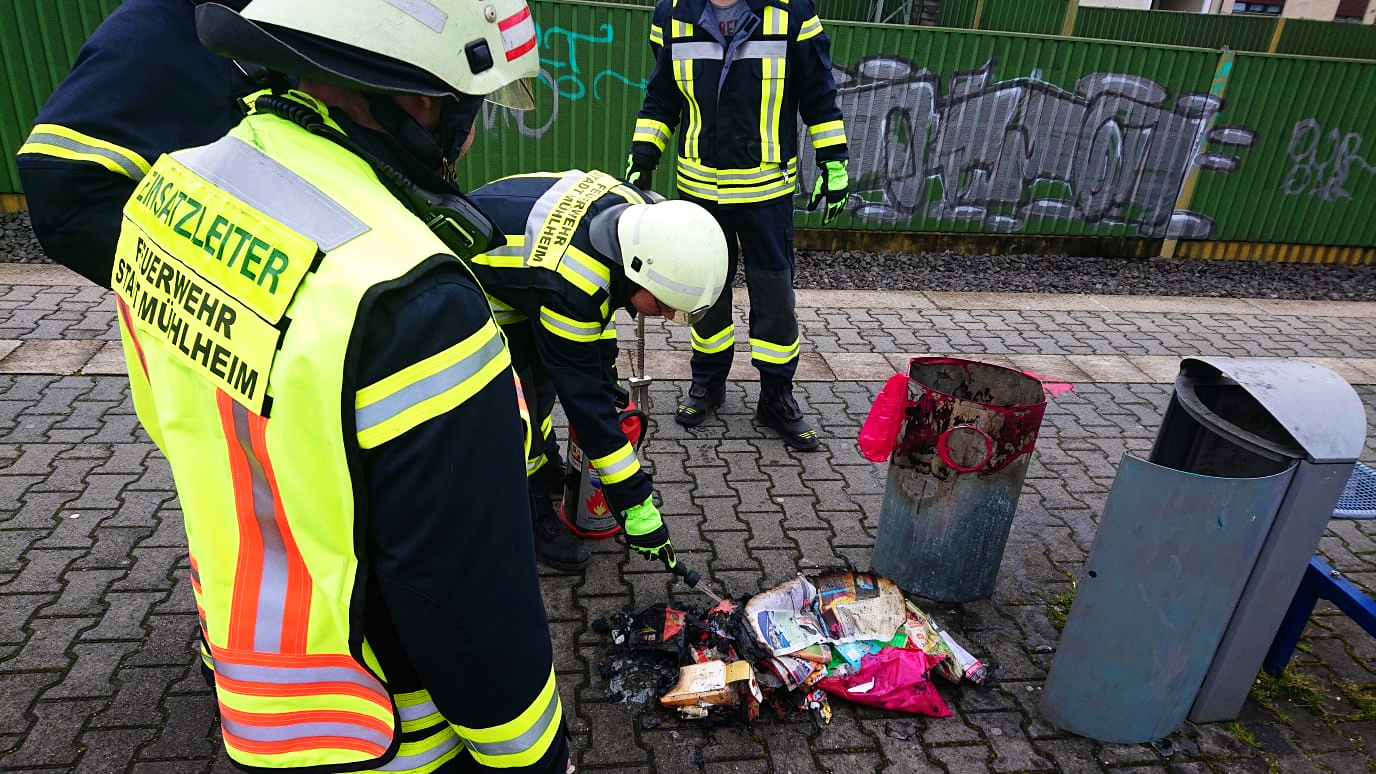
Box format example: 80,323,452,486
1080,0,1153,10
1282,0,1341,19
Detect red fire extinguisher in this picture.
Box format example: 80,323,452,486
560,387,648,539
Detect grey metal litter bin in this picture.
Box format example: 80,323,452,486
1039,358,1365,742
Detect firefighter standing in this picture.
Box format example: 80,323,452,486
112,1,566,770
17,0,258,288
466,171,728,572
626,0,850,451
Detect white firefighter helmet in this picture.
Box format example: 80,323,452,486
197,0,540,108
613,200,728,324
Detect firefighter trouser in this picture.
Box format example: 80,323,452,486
504,323,562,501
681,192,799,390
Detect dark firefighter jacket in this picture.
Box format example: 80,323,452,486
467,171,653,514
16,0,254,285
630,0,848,204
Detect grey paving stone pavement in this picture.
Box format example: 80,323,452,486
2,265,1374,772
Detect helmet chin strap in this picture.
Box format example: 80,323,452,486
365,93,480,183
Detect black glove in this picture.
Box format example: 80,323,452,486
625,153,655,192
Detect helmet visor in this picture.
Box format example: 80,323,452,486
487,77,535,110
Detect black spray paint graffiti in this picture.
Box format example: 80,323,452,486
795,57,1257,238
1283,118,1376,203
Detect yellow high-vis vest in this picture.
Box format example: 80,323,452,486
112,92,557,772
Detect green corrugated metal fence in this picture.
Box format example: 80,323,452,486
6,0,1376,255
979,0,1068,36
1275,17,1376,59
1187,53,1376,245
938,0,979,29
0,0,120,195
1073,7,1279,52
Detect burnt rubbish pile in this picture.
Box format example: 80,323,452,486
592,570,989,728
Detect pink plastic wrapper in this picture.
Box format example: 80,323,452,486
816,647,951,717
857,374,910,462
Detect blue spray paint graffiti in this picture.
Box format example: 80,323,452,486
481,23,649,139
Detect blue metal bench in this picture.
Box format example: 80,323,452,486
1263,462,1376,675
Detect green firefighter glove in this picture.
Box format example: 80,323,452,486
808,159,849,225
625,153,655,192
623,495,677,572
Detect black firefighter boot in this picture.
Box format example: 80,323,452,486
530,488,590,572
756,384,821,452
675,382,725,427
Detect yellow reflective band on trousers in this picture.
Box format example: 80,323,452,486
456,668,563,768
525,414,556,476
355,318,512,449
371,690,462,773
692,324,735,354
751,335,800,365
809,119,847,150
591,442,640,486
19,123,151,180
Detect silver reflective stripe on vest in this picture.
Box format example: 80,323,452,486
25,130,147,179
523,173,583,258
465,688,560,758
230,402,289,653
734,40,787,61
221,715,393,749
378,735,462,771
212,658,389,690
355,333,508,434
175,137,369,251
383,0,447,32
673,41,724,61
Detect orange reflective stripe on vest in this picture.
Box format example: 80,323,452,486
218,391,313,654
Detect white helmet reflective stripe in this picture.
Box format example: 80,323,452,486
616,200,728,322
199,0,539,107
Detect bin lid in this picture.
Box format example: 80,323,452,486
1180,358,1365,464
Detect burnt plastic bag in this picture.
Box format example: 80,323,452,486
817,647,951,717
858,374,910,462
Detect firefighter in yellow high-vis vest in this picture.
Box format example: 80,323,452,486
112,1,567,771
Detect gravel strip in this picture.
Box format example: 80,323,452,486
5,209,1374,301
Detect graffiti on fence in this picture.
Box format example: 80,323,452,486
480,23,649,140
1283,118,1376,203
795,57,1257,238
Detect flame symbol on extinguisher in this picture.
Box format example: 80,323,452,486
585,491,610,516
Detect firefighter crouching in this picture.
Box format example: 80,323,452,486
466,171,728,573
111,0,568,770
